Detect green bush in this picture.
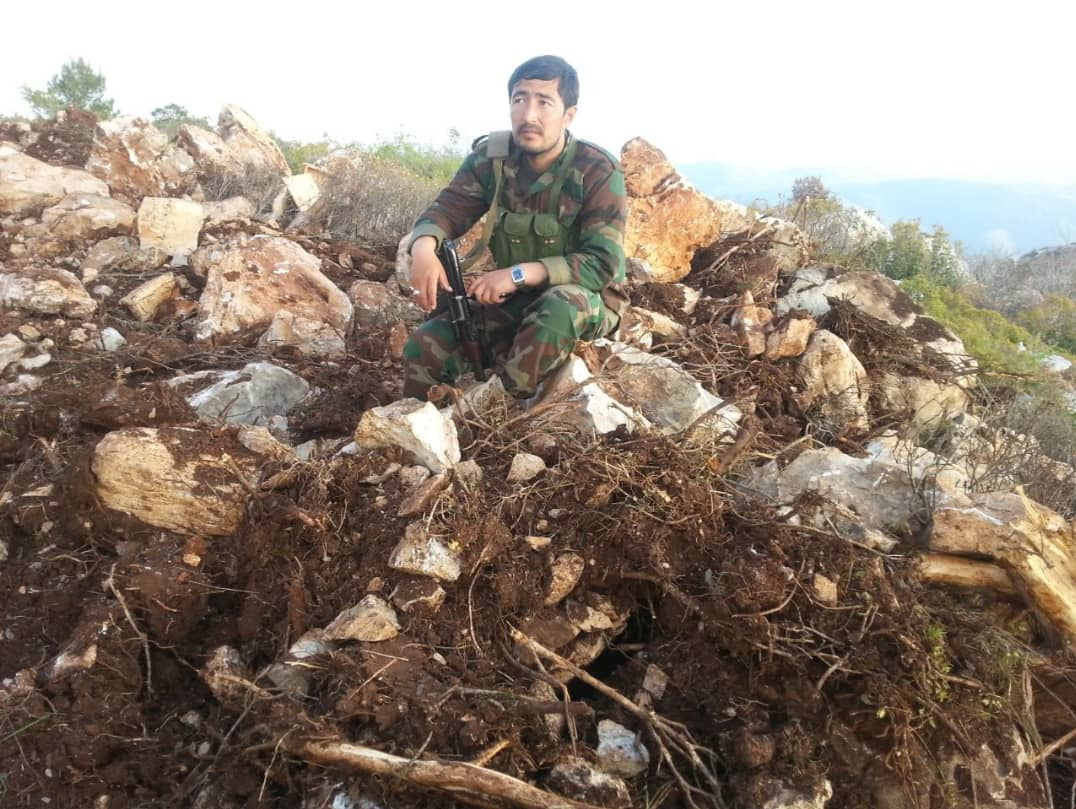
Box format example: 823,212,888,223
364,131,464,187
151,104,211,139
1016,294,1076,355
901,275,1044,375
275,136,335,174
317,154,442,244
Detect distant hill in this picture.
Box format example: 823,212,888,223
679,162,1076,255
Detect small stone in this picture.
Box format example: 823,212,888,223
97,327,127,351
389,522,461,582
454,459,483,491
91,285,114,298
812,573,838,606
360,462,401,484
322,595,400,642
288,631,332,659
565,600,614,631
390,578,447,613
547,757,631,806
18,352,51,370
545,552,586,605
265,662,312,698
354,399,460,472
17,324,41,341
387,321,409,357
508,452,546,483
398,472,451,517
596,719,650,777
179,710,202,727
525,535,552,551
399,465,432,489
641,664,669,700
68,328,89,344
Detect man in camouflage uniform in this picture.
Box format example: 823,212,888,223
403,54,627,400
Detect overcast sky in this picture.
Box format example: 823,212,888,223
3,0,1074,186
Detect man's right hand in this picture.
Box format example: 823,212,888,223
410,236,452,312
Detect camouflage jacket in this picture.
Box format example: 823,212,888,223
409,131,627,294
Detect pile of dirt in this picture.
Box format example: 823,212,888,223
2,122,1071,809
0,345,1050,807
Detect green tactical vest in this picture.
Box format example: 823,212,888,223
458,131,628,318
459,131,578,272
489,136,578,270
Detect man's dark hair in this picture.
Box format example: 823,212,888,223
507,55,579,109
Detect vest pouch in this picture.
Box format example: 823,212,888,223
491,211,570,268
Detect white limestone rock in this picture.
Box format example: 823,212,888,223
596,719,650,777
389,522,461,582
355,398,460,473
137,197,204,255
323,596,400,642
0,267,97,318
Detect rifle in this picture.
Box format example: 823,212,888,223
437,239,490,382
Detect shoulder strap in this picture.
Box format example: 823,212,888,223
545,135,579,216
460,130,510,270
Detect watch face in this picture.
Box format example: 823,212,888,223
511,267,525,285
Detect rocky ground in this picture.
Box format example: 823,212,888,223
2,109,1076,809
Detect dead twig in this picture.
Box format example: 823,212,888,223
105,563,153,697
286,736,605,809
510,627,726,809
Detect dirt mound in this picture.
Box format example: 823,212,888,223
0,375,1050,807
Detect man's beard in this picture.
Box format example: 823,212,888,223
517,129,564,157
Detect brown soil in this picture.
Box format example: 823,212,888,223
0,231,1061,809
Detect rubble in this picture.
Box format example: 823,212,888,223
0,112,1062,809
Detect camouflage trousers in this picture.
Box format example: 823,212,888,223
403,284,618,400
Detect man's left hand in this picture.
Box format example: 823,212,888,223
468,269,519,304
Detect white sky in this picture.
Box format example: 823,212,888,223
3,0,1075,185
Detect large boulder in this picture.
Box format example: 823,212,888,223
92,426,258,536
85,116,197,202
778,265,919,328
191,235,352,349
931,491,1076,649
137,197,205,255
178,105,290,184
592,340,742,442
797,330,870,436
874,372,969,435
169,362,311,427
0,267,97,317
750,434,968,536
621,138,752,284
0,148,109,216
39,192,135,242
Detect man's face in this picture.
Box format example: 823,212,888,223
510,78,577,159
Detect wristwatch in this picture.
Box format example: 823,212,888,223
510,266,526,289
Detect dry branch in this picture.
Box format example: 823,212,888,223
285,737,604,809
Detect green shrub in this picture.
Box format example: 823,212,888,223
901,275,1044,375
364,132,464,187
275,136,335,174
317,154,442,244
1016,294,1076,355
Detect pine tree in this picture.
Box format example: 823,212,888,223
21,58,116,119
